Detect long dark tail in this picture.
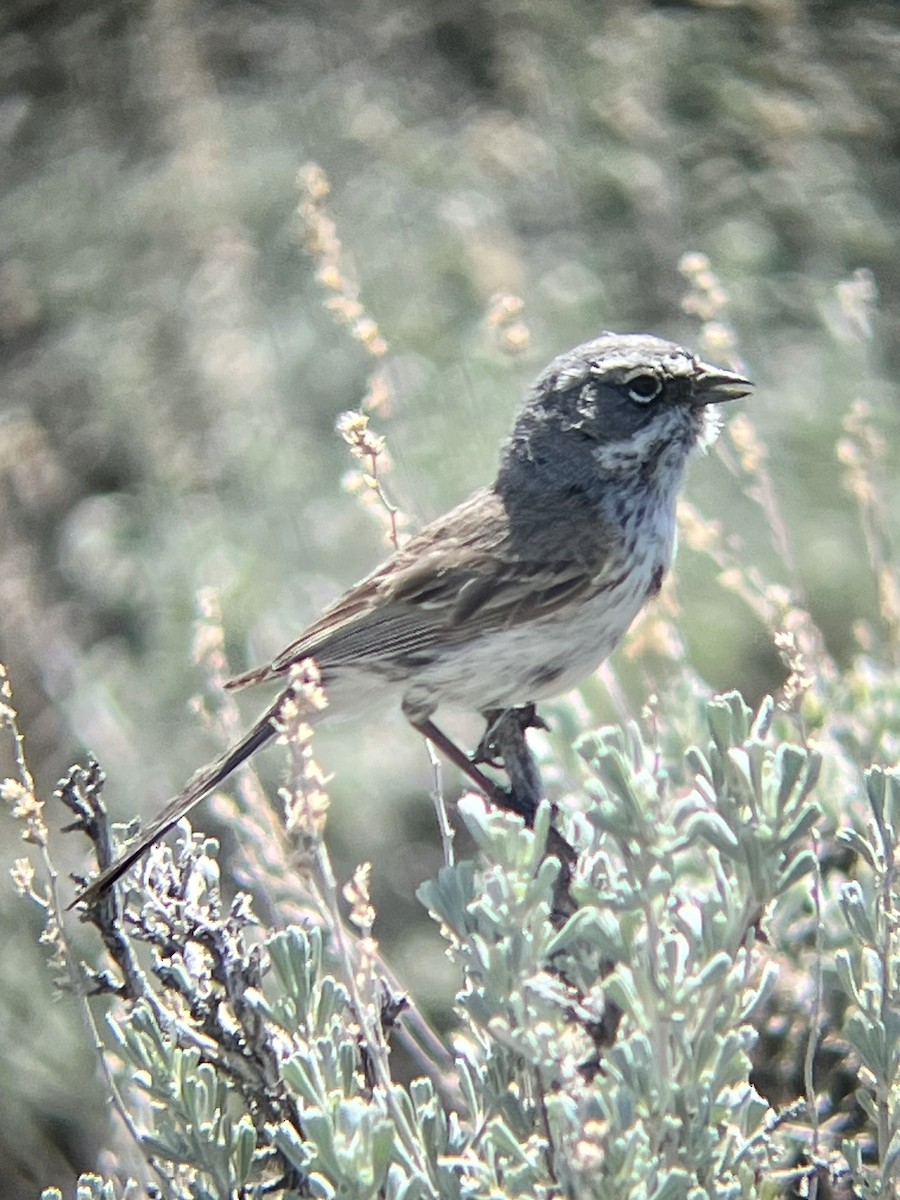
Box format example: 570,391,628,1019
70,705,279,908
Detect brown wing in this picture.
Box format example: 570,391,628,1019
226,487,616,690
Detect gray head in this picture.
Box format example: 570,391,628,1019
497,332,751,501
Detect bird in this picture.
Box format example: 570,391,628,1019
72,332,751,906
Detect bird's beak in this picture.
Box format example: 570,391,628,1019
693,364,753,406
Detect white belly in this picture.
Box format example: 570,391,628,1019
399,540,671,718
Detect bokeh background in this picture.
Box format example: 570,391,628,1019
1,0,899,1192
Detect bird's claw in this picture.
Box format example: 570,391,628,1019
473,703,547,765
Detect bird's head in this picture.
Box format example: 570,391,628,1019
500,332,752,494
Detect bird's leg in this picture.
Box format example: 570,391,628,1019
413,704,547,822
409,716,512,809
411,708,575,923
476,706,546,823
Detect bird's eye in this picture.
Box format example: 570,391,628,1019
623,371,663,403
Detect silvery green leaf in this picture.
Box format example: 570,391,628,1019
740,836,766,892
371,1117,399,1189
838,881,879,946
591,725,624,756
854,1086,878,1123
836,826,878,870
750,695,775,740
834,949,864,1009
732,1082,771,1138
417,862,477,933
707,693,751,754
140,1131,194,1162
773,744,807,810
706,698,736,755
684,951,732,996
388,1173,438,1200
485,1115,532,1162
685,746,713,784
306,1174,337,1200
684,811,741,855
107,1015,153,1073
841,1138,864,1173
775,848,817,893
456,794,544,868
885,769,900,832
533,798,551,850
725,747,759,808
710,1028,756,1093
687,775,717,813
864,766,886,825
409,1078,448,1159
131,1000,170,1059
534,854,563,899
883,1128,900,1185
797,749,822,802
745,738,768,801
645,863,674,897
546,906,625,960
453,1051,482,1117
338,1037,361,1096
231,1115,257,1186
844,1011,889,1078
586,791,637,839
301,1107,341,1179
886,1008,900,1067
777,805,821,852
649,1167,692,1200
281,1052,324,1106
163,956,194,996
603,968,644,1023
317,974,345,1030
593,748,640,806
268,925,321,1019
739,961,779,1023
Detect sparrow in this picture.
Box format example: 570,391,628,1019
72,332,750,905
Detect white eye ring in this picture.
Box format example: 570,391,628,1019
623,370,663,403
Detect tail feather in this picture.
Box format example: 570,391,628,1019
70,707,278,908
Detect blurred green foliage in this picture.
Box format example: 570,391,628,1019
2,0,900,1194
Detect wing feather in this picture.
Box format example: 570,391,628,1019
226,487,616,690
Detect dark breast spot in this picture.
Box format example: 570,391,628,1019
646,563,665,599
529,662,565,691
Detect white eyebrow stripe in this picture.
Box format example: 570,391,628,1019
589,351,696,377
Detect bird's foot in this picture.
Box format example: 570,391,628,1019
473,703,549,767
472,704,547,823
